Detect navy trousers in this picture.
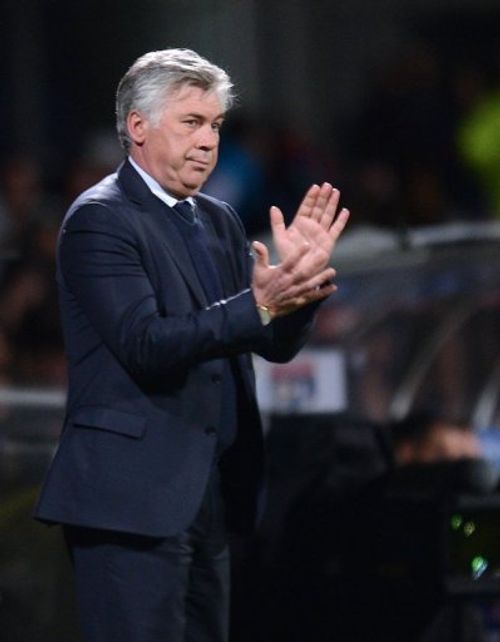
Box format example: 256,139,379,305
64,469,230,642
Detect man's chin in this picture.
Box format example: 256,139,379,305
180,176,210,195
182,183,203,196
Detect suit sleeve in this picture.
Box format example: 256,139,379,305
59,202,315,377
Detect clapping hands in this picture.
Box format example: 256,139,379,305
251,182,350,319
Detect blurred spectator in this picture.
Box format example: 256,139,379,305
63,128,123,204
0,154,53,256
343,41,488,228
457,69,500,219
390,411,480,466
0,216,65,385
0,131,121,387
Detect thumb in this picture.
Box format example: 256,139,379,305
270,205,285,232
252,240,270,268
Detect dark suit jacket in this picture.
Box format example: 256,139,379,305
34,160,317,537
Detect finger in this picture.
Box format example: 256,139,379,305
303,282,338,302
304,266,337,291
270,205,285,231
280,282,338,311
284,265,336,294
328,208,350,242
311,182,333,223
322,187,341,228
294,184,320,219
252,240,270,268
270,205,287,245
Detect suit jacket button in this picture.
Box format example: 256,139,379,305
204,426,216,435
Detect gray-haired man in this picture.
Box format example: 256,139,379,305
35,48,349,641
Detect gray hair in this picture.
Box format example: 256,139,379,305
116,48,235,151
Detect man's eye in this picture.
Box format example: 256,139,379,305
212,122,222,132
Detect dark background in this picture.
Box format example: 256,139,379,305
3,0,500,190
2,2,500,640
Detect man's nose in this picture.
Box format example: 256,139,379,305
196,125,218,150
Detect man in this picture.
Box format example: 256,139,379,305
35,48,349,641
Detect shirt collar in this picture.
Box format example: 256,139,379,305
128,156,195,208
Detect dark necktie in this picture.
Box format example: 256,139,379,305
172,200,224,304
172,200,237,453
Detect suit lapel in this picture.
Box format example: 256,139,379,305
118,160,207,306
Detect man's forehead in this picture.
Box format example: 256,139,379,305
165,84,224,113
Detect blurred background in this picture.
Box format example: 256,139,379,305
2,0,500,640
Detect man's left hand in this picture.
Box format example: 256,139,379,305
270,182,350,268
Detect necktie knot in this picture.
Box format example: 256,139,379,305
173,200,196,225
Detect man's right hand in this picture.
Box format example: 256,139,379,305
250,238,337,320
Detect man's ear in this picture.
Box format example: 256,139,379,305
127,111,147,146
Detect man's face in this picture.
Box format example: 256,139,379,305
128,85,224,198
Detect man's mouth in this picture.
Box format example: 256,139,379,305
187,158,210,167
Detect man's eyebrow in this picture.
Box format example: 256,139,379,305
182,111,226,121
